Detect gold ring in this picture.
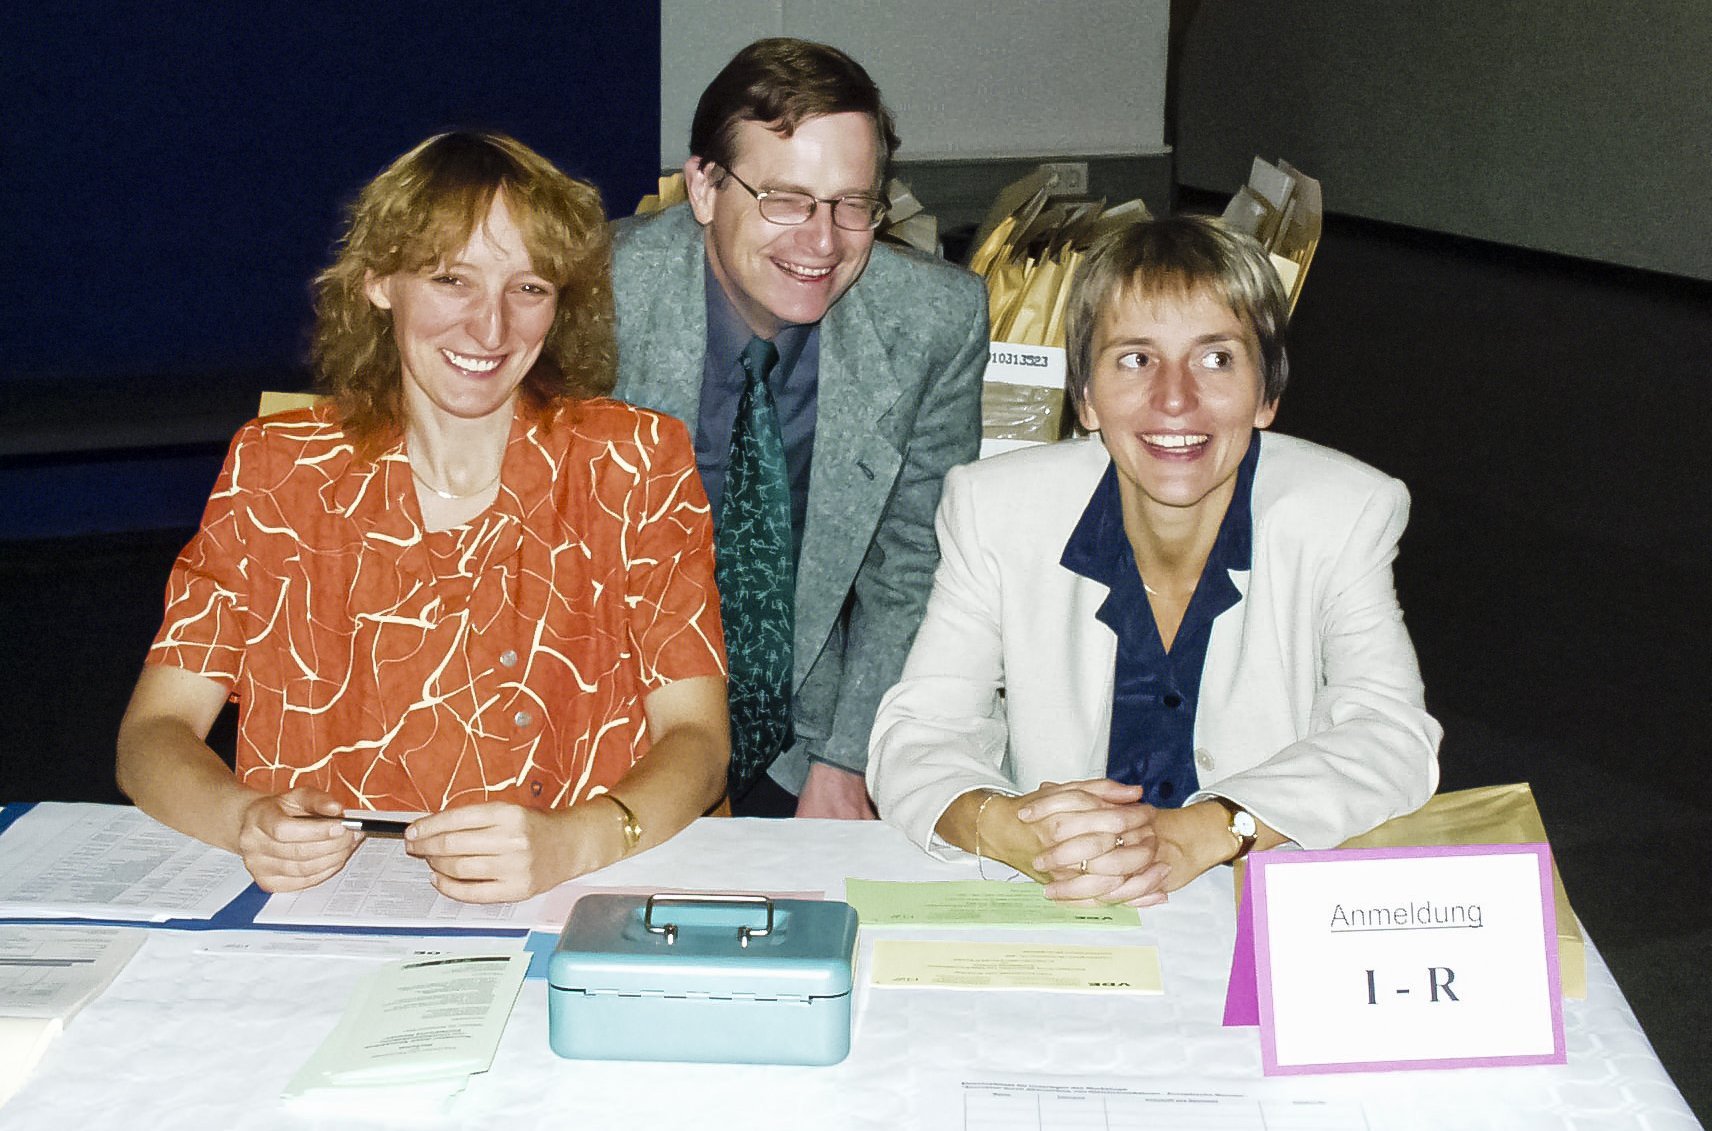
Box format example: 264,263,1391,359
1078,858,1088,874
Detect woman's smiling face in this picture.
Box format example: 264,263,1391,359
363,192,557,425
1077,285,1277,522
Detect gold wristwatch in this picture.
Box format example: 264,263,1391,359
1209,796,1257,864
604,793,642,854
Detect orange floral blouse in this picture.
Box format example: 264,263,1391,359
148,399,726,812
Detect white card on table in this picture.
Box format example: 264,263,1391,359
1251,844,1564,1075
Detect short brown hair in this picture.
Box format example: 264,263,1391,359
312,131,615,455
689,37,900,182
1065,215,1290,417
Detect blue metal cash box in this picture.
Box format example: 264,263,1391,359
547,893,859,1065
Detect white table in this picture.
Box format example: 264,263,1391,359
2,819,1700,1129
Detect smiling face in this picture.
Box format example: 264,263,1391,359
1077,286,1278,527
684,111,880,338
363,193,557,425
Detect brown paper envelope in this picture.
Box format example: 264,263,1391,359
1232,783,1586,999
1041,248,1084,350
970,169,1053,264
1078,199,1153,245
1338,783,1585,998
982,382,1065,444
259,391,322,417
1004,256,1064,347
881,213,938,255
884,177,924,223
970,216,1019,279
986,257,1029,335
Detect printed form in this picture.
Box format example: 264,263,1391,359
0,803,253,922
936,1074,1369,1130
255,837,547,930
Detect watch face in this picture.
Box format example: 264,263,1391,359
1232,811,1258,838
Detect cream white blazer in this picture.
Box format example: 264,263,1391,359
867,433,1442,854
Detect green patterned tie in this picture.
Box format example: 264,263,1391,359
717,336,794,799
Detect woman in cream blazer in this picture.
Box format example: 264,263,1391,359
867,216,1440,905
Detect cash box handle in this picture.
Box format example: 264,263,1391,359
644,893,776,948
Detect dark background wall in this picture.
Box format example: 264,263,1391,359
1168,3,1710,803
0,1,661,537
1173,0,1712,282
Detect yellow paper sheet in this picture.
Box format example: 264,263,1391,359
843,879,1139,927
869,939,1161,992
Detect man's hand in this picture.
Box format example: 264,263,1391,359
794,762,877,820
235,787,361,893
406,801,618,903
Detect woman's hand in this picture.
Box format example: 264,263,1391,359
1017,780,1171,907
405,800,622,904
235,786,362,892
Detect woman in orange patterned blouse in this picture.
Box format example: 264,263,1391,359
117,133,729,902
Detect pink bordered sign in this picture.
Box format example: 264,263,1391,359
1248,844,1565,1076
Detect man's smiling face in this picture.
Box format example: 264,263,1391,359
685,111,881,339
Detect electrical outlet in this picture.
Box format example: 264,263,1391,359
1039,161,1089,195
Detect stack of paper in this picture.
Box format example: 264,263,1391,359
844,879,1161,994
0,804,255,923
283,952,528,1113
0,925,145,1104
966,170,1153,457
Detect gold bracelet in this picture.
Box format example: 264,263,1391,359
602,792,642,855
972,790,1003,881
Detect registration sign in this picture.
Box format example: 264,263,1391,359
1250,844,1565,1075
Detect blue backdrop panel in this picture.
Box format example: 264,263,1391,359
1,1,662,384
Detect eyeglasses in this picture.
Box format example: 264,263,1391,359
717,166,888,231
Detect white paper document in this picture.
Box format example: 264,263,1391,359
0,925,145,1017
0,803,254,922
283,951,528,1109
935,1073,1370,1130
255,836,546,930
0,925,145,1104
195,932,528,961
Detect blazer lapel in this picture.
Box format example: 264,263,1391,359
1066,567,1120,772
792,281,906,686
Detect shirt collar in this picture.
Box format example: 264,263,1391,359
1061,430,1262,586
703,259,814,379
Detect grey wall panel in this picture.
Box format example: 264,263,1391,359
660,0,1169,167
1175,1,1712,280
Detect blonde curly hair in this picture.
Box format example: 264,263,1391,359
312,131,615,455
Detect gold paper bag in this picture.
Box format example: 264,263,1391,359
1339,783,1586,998
634,172,688,216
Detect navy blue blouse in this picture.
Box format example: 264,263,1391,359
1059,434,1260,806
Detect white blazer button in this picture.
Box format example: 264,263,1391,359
514,710,534,728
1195,747,1213,770
499,649,519,667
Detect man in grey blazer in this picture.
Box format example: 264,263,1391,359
612,38,989,818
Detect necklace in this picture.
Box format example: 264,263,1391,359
1143,582,1160,597
410,463,501,501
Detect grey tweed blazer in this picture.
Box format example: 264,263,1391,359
611,204,989,791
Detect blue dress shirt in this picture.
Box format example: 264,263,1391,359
695,264,820,564
1059,434,1260,806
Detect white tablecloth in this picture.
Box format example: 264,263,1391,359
2,819,1699,1129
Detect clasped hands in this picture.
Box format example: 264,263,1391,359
980,779,1172,908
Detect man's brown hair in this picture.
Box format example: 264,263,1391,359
689,37,900,184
